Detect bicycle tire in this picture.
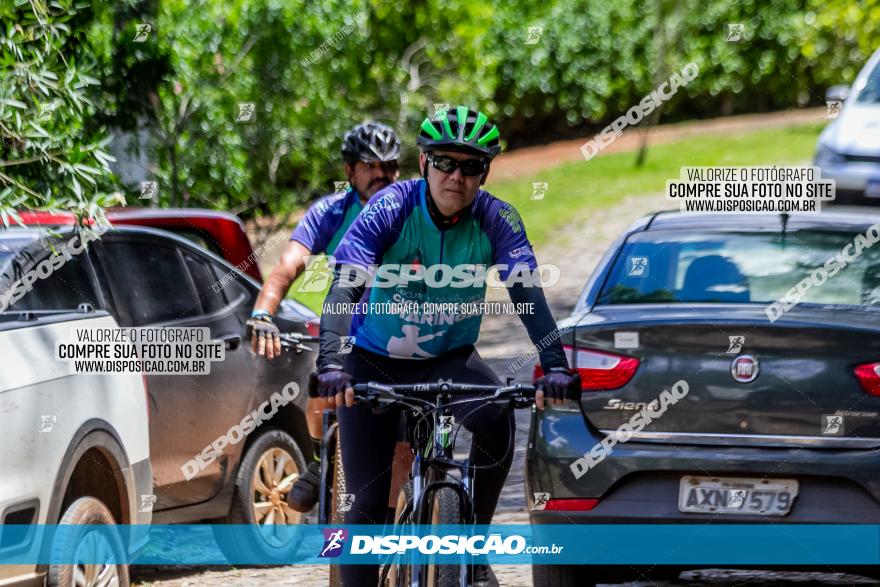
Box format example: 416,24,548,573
383,480,414,586
427,486,463,587
329,426,345,587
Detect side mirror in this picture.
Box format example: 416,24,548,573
826,85,850,103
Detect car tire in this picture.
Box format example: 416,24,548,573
48,496,130,587
213,427,308,564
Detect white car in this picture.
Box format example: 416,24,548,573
815,48,880,204
0,228,152,587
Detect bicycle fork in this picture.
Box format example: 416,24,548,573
406,404,477,586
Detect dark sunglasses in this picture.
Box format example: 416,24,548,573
426,153,489,176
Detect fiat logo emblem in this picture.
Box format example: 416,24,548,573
731,354,759,383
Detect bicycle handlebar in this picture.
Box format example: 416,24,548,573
348,381,538,412
308,374,581,404
353,381,533,397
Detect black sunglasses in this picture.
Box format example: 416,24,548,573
426,153,489,176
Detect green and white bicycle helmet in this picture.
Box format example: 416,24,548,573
417,106,501,159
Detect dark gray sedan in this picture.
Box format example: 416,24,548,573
527,208,880,585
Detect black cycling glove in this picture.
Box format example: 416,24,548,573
315,366,354,399
535,368,581,402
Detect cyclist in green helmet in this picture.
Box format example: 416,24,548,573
314,107,576,586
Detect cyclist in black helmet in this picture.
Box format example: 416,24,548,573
248,121,402,513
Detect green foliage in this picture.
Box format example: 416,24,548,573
2,0,879,223
0,0,119,225
486,0,880,142
142,0,491,218
487,123,824,245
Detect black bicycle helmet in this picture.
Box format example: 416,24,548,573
417,106,501,159
341,121,401,164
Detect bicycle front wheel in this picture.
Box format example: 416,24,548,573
426,486,463,587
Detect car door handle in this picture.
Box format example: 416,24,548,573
219,333,242,351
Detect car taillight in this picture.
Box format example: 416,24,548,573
854,362,880,397
306,320,320,338
543,498,599,511
533,345,639,391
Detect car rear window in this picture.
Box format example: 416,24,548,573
166,228,222,256
183,253,226,314
0,236,100,312
597,229,880,307
102,241,200,325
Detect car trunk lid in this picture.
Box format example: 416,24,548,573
568,304,880,447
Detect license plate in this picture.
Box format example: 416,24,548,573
678,476,799,516
866,179,880,199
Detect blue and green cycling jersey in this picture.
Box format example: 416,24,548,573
331,179,538,359
291,188,363,255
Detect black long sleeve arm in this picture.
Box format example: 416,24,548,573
316,265,368,372
506,281,569,372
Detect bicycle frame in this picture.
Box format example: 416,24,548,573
403,392,476,587
408,391,474,524
315,380,553,586
367,381,539,587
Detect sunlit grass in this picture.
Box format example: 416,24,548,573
289,122,826,313
487,123,825,245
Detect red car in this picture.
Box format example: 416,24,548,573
16,207,263,282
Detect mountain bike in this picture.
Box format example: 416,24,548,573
346,380,544,587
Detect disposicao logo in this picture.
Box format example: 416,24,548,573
319,528,348,558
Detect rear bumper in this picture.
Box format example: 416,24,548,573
530,472,880,524
816,162,880,204
526,407,880,522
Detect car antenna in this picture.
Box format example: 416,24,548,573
780,213,789,248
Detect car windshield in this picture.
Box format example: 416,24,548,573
855,58,880,103
597,229,880,307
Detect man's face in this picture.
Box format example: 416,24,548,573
346,160,399,199
420,150,488,216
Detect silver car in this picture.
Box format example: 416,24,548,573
815,48,880,203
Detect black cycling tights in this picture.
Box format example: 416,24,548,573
336,345,515,587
